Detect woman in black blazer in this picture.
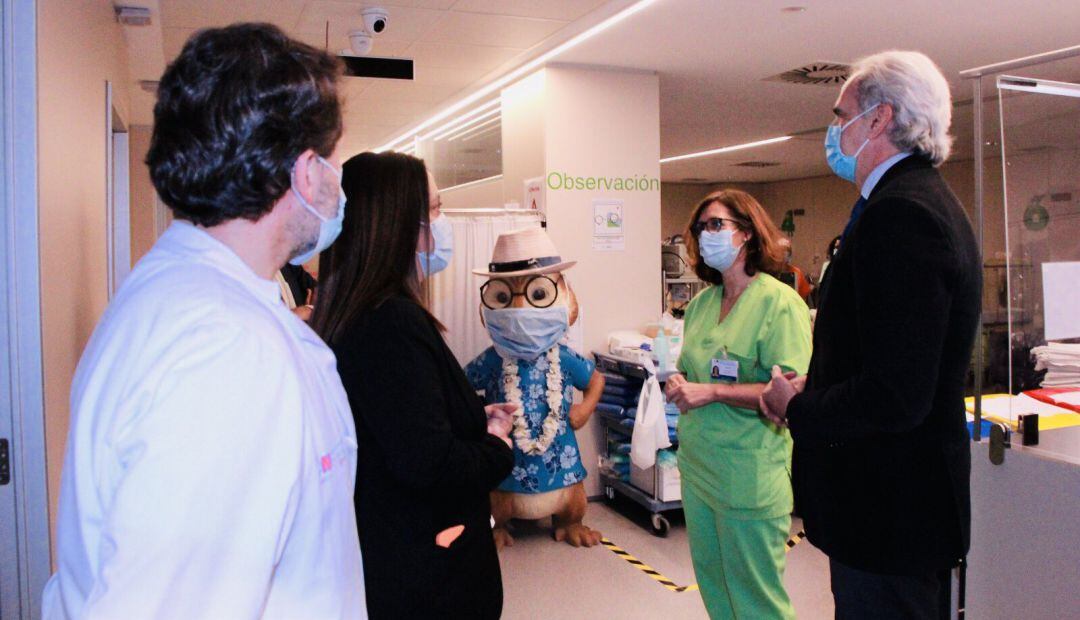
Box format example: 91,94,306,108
312,152,515,619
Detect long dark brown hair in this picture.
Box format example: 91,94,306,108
312,151,435,344
685,189,786,285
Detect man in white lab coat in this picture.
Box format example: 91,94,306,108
42,24,367,619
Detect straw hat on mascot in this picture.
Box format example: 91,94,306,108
464,228,605,549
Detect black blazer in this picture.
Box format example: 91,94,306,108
332,295,514,618
787,155,981,575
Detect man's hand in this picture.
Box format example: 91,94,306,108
759,366,804,427
664,374,719,414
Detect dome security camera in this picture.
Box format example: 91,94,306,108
347,30,373,55
362,7,389,36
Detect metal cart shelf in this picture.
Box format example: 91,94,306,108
594,351,683,537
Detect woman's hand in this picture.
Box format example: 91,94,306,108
665,377,720,414
485,403,516,448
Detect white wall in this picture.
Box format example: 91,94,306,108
497,65,663,496
38,0,132,558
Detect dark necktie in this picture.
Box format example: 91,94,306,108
840,196,868,245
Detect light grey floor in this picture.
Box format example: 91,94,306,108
499,499,834,619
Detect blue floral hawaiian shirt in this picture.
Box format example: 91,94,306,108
465,344,594,494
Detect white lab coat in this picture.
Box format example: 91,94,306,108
42,221,367,619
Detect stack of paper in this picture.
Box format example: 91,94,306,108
1031,343,1080,387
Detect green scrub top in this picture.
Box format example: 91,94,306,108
676,273,812,520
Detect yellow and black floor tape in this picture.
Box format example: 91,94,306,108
600,530,807,594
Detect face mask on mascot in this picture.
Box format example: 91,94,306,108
479,274,579,361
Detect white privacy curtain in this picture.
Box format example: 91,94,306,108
428,213,543,366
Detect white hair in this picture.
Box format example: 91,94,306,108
847,50,954,165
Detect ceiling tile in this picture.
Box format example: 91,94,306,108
450,0,608,21
405,41,520,70
159,0,307,30
357,80,460,104
413,63,491,88
346,98,447,118
423,11,566,49
292,29,412,58
314,0,457,8
297,1,447,45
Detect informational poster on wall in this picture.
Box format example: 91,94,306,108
1043,261,1080,340
592,199,624,251
523,176,545,217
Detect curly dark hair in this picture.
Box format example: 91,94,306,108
146,23,343,227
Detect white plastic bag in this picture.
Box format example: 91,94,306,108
631,374,672,469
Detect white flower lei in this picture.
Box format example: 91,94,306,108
501,347,563,456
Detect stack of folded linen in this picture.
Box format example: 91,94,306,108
665,402,680,443
1032,343,1080,387
600,372,643,408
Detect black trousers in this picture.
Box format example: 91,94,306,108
830,558,952,620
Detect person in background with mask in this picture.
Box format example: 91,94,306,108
276,262,318,320
664,189,811,620
42,24,366,618
819,235,842,283
760,51,981,619
312,152,514,619
777,237,813,302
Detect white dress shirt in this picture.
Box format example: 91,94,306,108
42,221,367,619
860,151,912,199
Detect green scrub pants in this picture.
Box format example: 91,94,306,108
682,482,795,620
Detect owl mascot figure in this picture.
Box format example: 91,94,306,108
465,228,605,548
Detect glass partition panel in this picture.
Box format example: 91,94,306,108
995,68,1080,431
416,108,502,191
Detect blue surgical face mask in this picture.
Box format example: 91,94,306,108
482,305,569,361
289,156,346,266
824,103,879,183
698,230,744,273
418,214,453,277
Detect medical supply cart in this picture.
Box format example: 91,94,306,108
594,351,682,537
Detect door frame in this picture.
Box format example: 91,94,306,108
1,0,52,618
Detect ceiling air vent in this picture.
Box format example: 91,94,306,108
733,161,781,168
765,62,849,86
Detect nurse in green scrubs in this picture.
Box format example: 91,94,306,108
665,189,811,620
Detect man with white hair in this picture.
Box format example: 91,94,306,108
760,51,981,618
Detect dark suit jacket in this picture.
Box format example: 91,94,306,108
332,296,514,618
787,154,981,575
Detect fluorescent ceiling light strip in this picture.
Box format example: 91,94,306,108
448,116,500,141
420,99,501,142
997,76,1080,99
440,174,503,193
659,136,793,164
430,107,500,142
376,0,661,152
461,123,501,143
